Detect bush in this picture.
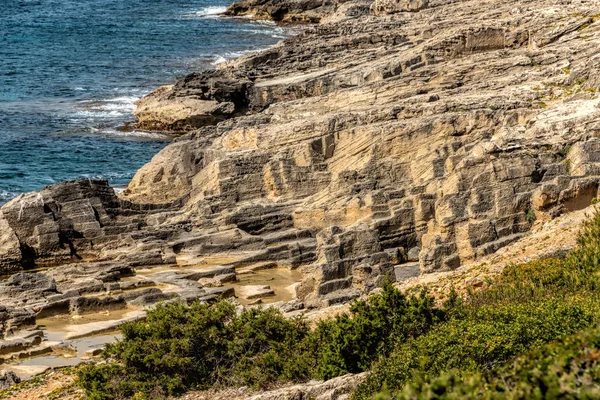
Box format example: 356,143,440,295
353,295,600,399
310,286,445,380
396,326,600,399
78,301,312,398
78,282,443,399
353,209,600,399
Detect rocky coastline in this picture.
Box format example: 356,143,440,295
1,0,600,395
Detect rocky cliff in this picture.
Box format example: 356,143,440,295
1,0,600,313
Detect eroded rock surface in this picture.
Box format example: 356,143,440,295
2,0,600,317
0,370,20,390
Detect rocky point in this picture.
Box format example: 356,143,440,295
0,0,600,393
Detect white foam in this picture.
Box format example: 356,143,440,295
210,49,256,66
77,96,139,117
0,190,18,203
186,6,227,17
97,128,171,140
211,55,228,66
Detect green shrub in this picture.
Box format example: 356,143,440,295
78,282,443,399
353,295,600,399
353,210,600,399
78,301,311,398
396,326,600,399
310,286,445,380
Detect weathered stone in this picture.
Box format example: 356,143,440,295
372,0,428,15
134,85,238,132
3,0,600,311
236,285,276,300
394,263,420,282
224,0,333,23
0,370,20,390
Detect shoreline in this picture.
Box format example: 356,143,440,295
1,0,600,396
0,0,290,206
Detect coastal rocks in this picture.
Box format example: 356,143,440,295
0,179,119,268
0,178,183,274
3,0,600,310
224,0,333,23
134,85,237,132
236,285,275,300
182,372,367,400
122,128,219,204
0,307,36,339
119,0,600,302
297,224,393,306
0,273,58,308
0,212,22,274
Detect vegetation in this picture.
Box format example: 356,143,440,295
78,210,600,400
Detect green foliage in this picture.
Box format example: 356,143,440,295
525,209,536,224
396,326,600,399
78,282,441,399
78,301,312,398
354,295,600,399
310,286,445,380
353,209,600,399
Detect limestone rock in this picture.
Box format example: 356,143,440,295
372,0,428,15
3,0,600,309
236,285,276,300
224,0,333,23
133,85,237,132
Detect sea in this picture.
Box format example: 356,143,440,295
0,0,288,203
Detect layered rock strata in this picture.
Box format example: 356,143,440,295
2,0,600,315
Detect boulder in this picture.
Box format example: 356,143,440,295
0,370,20,390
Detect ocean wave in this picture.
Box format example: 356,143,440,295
92,127,171,140
238,26,288,39
76,96,139,118
0,190,18,204
211,55,228,66
211,48,270,65
185,6,227,18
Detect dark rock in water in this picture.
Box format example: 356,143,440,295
0,370,20,390
224,0,332,23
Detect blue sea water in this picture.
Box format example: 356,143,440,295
0,0,287,203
